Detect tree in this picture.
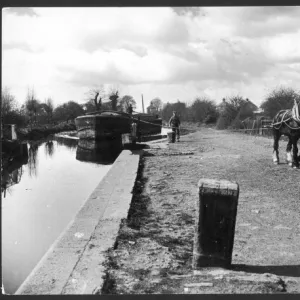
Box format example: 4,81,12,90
44,98,54,123
1,87,17,124
216,95,256,129
1,87,17,116
53,101,84,123
161,100,188,122
1,87,26,126
227,95,245,110
108,87,120,111
119,95,136,112
150,97,163,111
82,99,96,114
85,86,105,111
190,97,218,124
37,103,50,124
261,87,300,118
25,88,40,125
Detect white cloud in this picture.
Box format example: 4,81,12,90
2,6,300,112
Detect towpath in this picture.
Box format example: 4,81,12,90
104,127,300,294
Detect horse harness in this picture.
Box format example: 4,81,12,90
272,100,300,130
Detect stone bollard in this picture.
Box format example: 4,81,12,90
167,131,175,143
193,179,239,269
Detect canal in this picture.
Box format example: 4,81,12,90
1,137,122,294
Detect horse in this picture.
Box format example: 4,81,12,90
272,100,300,168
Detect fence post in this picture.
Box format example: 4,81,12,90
193,179,239,269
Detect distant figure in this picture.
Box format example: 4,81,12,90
169,111,181,142
127,104,133,115
137,116,142,142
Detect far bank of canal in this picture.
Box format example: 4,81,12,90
1,137,116,294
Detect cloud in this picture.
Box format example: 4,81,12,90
2,42,42,53
4,7,38,17
233,7,300,37
171,7,205,17
154,16,190,45
2,6,300,110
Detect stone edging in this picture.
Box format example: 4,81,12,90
15,149,141,295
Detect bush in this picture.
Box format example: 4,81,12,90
216,95,256,130
261,86,300,118
229,115,244,129
216,102,237,130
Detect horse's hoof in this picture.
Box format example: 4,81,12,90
288,162,293,167
293,165,300,169
273,161,279,165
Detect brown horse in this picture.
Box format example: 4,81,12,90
272,101,300,168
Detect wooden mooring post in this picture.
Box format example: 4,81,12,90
193,179,239,269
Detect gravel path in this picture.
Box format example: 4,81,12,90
102,127,300,294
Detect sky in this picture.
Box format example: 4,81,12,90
2,6,300,112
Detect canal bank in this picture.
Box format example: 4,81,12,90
15,149,141,295
101,127,300,294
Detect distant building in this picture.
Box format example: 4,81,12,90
218,98,258,119
239,99,258,119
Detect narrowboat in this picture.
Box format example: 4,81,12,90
75,110,162,140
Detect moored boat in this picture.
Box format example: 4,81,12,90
131,112,162,136
75,111,132,140
75,110,162,140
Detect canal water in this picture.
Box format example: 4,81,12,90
1,137,122,294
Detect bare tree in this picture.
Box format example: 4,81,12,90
85,86,105,111
25,88,40,126
108,86,120,111
1,87,18,124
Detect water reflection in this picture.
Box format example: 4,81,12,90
76,138,123,164
1,155,28,198
28,142,39,177
2,137,111,294
44,140,54,157
55,136,78,149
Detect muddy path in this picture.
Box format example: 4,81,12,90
102,128,300,294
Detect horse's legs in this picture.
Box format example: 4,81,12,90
291,136,299,168
272,129,281,164
286,136,293,166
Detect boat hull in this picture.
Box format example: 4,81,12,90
133,114,162,136
75,111,163,140
75,113,131,140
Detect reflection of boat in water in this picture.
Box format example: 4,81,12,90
54,136,78,149
75,110,162,140
76,138,123,164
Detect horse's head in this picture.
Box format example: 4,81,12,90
292,99,300,122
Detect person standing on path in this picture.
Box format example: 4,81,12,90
169,111,181,141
